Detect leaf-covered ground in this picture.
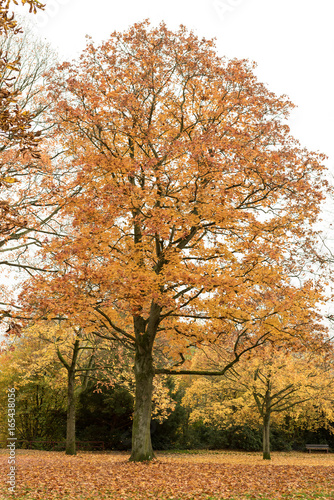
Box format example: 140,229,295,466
0,450,334,499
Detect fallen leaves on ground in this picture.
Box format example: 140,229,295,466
0,450,333,499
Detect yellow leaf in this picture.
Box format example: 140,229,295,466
3,177,19,183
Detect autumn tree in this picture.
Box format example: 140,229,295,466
0,0,44,184
2,320,109,454
0,18,60,263
19,21,329,461
33,322,100,455
182,343,334,459
0,0,67,309
0,18,56,128
0,330,67,444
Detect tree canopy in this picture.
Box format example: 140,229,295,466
11,20,330,461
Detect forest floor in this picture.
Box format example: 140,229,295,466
0,449,333,499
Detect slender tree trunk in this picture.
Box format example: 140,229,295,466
262,413,271,460
57,337,81,456
130,348,155,461
66,366,76,455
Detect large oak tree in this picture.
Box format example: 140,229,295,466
20,21,329,461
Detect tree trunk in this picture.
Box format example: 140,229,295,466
130,348,155,461
66,367,76,455
263,413,271,460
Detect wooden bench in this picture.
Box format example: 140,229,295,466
306,444,329,453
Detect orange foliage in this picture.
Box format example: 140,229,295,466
17,21,329,460
22,20,328,356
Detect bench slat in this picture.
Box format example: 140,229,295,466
306,444,329,453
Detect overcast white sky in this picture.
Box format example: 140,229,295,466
13,0,334,173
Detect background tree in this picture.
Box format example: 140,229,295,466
19,21,329,461
182,343,334,459
38,322,99,455
0,21,60,263
0,1,68,332
0,0,45,191
0,330,67,445
4,320,109,454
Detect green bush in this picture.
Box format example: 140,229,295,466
76,384,134,450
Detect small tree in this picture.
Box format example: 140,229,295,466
182,344,334,459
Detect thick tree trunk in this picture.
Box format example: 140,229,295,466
66,367,76,455
262,413,271,460
130,349,155,461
